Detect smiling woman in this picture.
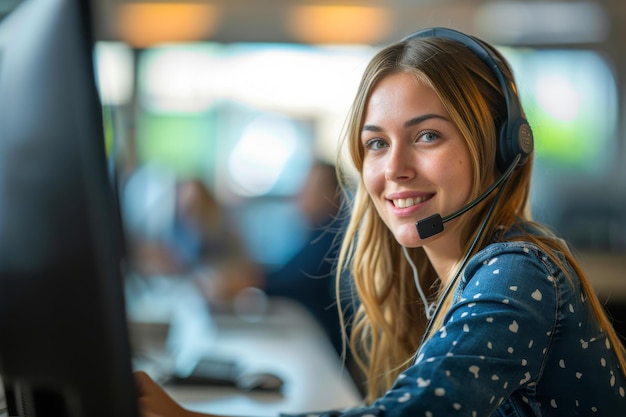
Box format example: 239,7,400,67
134,27,626,417
332,28,626,416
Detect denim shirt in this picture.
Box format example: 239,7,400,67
285,241,626,417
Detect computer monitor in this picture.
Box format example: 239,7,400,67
0,0,140,416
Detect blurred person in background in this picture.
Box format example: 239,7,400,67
261,160,346,353
168,178,262,309
125,169,262,308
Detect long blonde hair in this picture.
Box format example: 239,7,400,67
335,34,626,404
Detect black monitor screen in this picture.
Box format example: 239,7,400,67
0,0,139,416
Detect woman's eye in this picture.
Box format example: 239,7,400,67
365,138,388,150
418,131,439,143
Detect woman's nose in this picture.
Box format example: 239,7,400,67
384,145,416,181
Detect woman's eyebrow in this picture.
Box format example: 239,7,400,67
403,113,448,128
362,113,449,133
361,124,383,133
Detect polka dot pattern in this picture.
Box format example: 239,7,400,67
283,241,626,417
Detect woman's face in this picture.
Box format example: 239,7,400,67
361,72,473,250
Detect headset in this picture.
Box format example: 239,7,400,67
402,27,535,239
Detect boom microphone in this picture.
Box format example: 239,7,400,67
415,154,520,239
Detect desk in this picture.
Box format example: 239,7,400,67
130,284,362,417
173,299,362,416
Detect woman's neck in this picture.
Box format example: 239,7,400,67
422,235,464,288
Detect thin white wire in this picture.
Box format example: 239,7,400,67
402,245,436,319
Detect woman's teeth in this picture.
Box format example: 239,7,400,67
393,196,429,208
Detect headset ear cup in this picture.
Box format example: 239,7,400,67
517,120,534,163
497,118,534,172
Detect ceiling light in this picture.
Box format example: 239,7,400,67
288,5,391,44
116,2,220,48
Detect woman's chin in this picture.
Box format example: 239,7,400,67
393,228,423,248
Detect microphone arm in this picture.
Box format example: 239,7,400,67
416,154,521,239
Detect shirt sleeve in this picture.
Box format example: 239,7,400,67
282,243,560,417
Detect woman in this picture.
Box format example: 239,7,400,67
136,28,626,416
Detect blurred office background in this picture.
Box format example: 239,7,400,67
2,0,625,331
